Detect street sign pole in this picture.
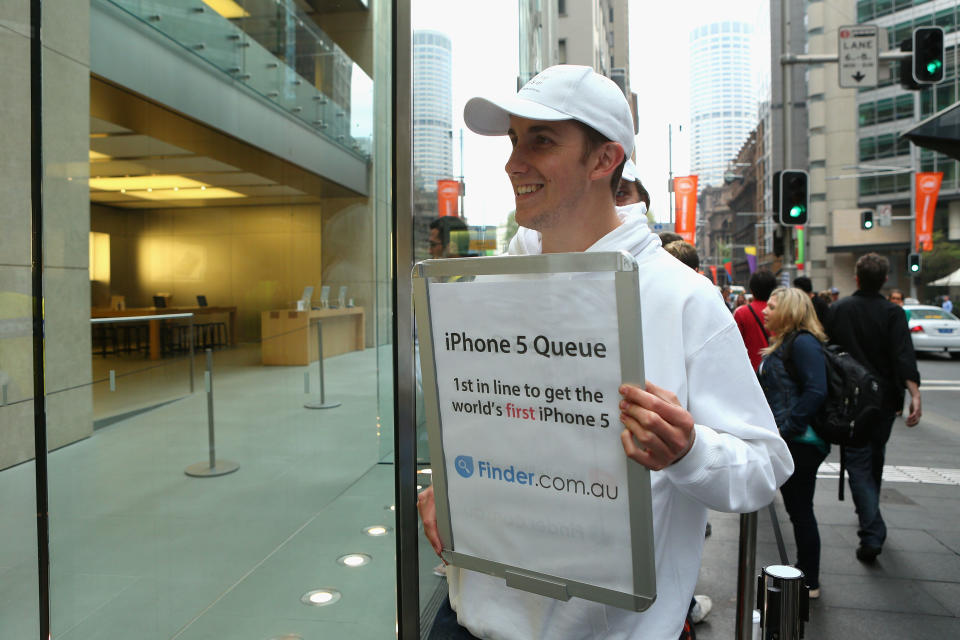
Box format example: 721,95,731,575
781,0,794,282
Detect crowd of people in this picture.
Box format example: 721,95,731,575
418,65,923,640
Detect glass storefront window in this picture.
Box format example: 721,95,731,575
4,1,401,638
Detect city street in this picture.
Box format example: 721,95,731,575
696,354,960,638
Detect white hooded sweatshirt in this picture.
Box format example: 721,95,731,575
447,205,794,639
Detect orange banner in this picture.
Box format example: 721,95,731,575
437,179,460,217
915,172,942,252
674,175,698,245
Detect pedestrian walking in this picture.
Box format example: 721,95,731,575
793,276,830,329
733,269,776,372
826,253,921,563
757,287,829,598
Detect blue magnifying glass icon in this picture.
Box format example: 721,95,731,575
454,455,474,478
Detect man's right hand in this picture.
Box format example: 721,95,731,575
905,380,921,427
417,485,445,558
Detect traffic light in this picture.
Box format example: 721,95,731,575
913,27,945,84
860,210,874,230
908,252,922,274
773,170,808,226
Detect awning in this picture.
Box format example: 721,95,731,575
826,241,911,254
901,100,960,160
929,267,960,286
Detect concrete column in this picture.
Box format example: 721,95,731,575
0,0,93,471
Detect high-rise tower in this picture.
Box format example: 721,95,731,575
413,30,453,192
689,21,757,189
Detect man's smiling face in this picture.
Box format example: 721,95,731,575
505,116,593,231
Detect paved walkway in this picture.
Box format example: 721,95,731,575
695,393,960,638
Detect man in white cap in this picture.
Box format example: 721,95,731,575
418,65,792,639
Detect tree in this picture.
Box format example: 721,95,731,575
920,231,960,287
504,210,518,247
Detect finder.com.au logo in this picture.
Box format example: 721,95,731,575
451,454,618,501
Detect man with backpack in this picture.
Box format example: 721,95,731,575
825,253,922,563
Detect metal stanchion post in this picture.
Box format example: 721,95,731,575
735,511,759,640
185,348,239,478
189,314,195,393
305,319,340,409
757,565,809,640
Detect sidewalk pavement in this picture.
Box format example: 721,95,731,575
694,421,960,639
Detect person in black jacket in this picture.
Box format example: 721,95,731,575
758,287,829,598
793,276,830,330
825,253,922,563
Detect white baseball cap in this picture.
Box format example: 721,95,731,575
464,65,635,158
621,159,640,182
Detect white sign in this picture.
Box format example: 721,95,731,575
429,276,633,593
838,25,878,89
877,202,893,227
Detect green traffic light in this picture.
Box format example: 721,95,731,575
864,220,873,229
789,205,805,218
927,59,943,75
911,264,920,272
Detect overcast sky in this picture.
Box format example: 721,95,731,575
411,0,771,227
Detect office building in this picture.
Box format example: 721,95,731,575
413,30,454,192
689,21,758,189
519,0,637,137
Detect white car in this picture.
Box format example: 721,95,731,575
904,305,960,357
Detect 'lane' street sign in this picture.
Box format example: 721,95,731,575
839,25,878,89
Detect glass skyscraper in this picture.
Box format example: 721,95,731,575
413,30,454,192
689,21,757,189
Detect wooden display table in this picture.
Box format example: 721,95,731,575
91,306,238,360
260,307,365,366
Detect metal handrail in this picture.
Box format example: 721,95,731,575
89,313,195,392
90,312,194,323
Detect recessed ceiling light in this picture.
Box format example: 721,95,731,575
363,525,390,537
337,553,371,568
300,589,341,607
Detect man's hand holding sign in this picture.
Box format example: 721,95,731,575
619,382,695,471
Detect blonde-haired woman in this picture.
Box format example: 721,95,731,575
758,287,829,598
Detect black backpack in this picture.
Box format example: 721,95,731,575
782,331,883,447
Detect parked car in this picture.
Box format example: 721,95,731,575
904,305,960,357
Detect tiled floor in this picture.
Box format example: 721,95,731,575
0,345,441,640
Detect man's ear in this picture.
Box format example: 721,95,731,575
589,142,625,182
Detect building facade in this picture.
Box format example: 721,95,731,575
689,21,758,189
413,30,454,193
851,0,960,298
519,0,637,145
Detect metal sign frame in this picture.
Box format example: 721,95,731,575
412,251,656,612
